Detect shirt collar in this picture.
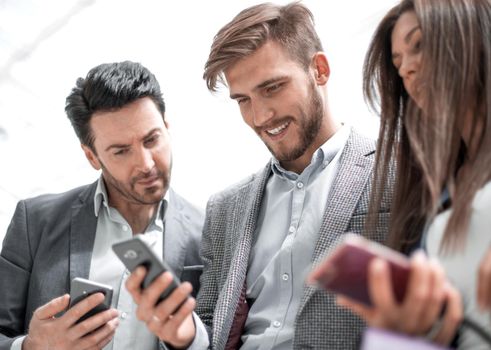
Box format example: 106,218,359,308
270,124,350,178
93,176,169,226
94,176,109,217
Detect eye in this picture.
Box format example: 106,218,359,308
144,135,159,147
412,39,421,53
114,148,129,156
236,97,250,105
145,136,157,145
265,83,282,94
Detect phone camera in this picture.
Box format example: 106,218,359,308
124,249,138,260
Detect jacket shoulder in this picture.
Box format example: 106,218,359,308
346,127,377,158
20,183,96,218
207,165,270,206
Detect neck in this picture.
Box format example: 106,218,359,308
107,191,160,234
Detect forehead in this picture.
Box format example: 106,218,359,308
391,11,420,49
90,97,165,144
225,41,304,91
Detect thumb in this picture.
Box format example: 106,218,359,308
36,294,70,320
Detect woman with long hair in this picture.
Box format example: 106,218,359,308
338,0,491,347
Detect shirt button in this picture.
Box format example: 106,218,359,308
121,312,128,319
288,226,295,234
296,182,304,189
122,225,128,231
282,273,289,281
273,321,281,328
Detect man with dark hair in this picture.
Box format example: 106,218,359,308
127,2,391,350
0,61,204,350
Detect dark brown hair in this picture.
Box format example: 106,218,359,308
65,61,165,151
365,0,491,253
203,1,322,92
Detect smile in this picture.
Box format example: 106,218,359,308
266,121,290,135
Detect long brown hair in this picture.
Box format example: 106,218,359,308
365,0,491,253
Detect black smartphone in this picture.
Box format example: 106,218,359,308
69,277,113,323
112,236,180,303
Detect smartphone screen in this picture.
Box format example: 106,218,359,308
112,236,180,302
69,277,113,323
308,234,411,306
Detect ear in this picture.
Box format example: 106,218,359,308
81,144,101,170
312,52,330,86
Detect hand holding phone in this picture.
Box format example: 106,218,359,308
308,234,411,306
112,235,180,303
24,292,119,350
69,277,113,323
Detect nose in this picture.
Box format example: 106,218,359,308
134,147,155,173
250,98,274,127
398,54,419,82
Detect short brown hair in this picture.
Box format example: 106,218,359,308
204,1,323,92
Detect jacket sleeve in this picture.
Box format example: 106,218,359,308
0,201,33,350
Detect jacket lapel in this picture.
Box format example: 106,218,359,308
213,165,271,350
162,189,187,278
69,183,98,283
297,129,376,316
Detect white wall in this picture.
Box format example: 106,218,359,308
0,0,398,244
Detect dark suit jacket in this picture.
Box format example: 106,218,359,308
195,129,392,350
0,182,204,349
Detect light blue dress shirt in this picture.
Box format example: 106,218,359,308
241,125,350,349
90,178,163,350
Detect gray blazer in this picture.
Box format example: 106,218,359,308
0,182,204,350
196,129,391,350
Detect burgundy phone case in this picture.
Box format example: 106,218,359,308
311,235,411,306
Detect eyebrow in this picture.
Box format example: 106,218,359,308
404,25,421,44
229,76,288,100
104,127,162,152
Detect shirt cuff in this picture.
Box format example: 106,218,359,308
186,312,209,350
159,312,209,350
10,336,26,350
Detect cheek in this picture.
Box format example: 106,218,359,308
239,104,254,126
105,164,130,184
154,144,172,169
403,79,416,98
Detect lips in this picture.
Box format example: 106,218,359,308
136,175,160,186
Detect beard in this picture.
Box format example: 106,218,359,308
99,159,171,206
262,79,324,162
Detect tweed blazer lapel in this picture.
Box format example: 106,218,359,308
213,165,271,350
297,129,376,316
69,183,98,283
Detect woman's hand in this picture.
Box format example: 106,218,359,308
337,251,463,345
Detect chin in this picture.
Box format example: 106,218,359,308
140,187,165,203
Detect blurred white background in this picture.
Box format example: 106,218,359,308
0,0,397,245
